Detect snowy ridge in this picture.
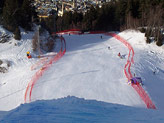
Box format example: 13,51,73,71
0,96,164,123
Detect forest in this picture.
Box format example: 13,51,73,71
0,0,164,45
56,0,164,46
0,0,37,40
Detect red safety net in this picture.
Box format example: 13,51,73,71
56,29,82,35
24,37,66,103
107,32,156,109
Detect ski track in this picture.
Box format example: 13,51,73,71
1,29,164,111
30,33,145,108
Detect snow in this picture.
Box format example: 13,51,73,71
119,30,164,109
0,27,164,122
31,34,144,108
1,96,164,123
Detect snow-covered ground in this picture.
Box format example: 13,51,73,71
0,27,164,122
0,96,164,123
120,30,164,109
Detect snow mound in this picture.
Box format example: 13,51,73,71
0,96,164,123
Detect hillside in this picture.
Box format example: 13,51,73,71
0,27,164,122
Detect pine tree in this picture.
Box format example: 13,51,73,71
72,11,83,25
0,0,5,24
45,15,56,33
20,0,36,30
131,0,141,19
14,27,21,40
0,0,5,14
83,5,97,31
3,0,19,31
62,11,73,30
3,0,37,32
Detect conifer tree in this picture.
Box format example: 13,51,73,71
14,27,21,40
20,0,36,30
3,0,37,32
0,0,5,14
3,0,19,31
44,15,56,33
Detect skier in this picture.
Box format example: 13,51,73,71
27,51,32,59
118,52,121,57
118,52,122,58
153,70,156,75
128,77,143,86
128,78,136,85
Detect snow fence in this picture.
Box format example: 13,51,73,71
56,29,82,35
24,36,66,103
107,32,156,109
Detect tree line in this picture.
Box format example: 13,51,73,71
0,0,37,40
0,0,164,46
56,0,164,46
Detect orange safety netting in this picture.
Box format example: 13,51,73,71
107,32,156,109
24,37,66,103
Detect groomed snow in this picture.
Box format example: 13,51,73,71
119,30,164,109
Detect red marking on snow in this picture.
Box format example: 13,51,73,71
107,32,156,109
107,33,134,80
56,30,106,35
24,37,66,103
56,29,82,35
132,84,156,109
31,57,48,70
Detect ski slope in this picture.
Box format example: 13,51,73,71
30,33,146,108
0,27,164,121
119,30,164,109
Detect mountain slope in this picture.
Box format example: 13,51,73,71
31,34,145,108
0,28,164,113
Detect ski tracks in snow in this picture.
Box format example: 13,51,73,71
107,32,156,109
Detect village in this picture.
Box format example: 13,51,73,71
33,0,111,18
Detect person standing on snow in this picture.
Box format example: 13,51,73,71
118,52,121,56
118,52,122,58
27,51,32,59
